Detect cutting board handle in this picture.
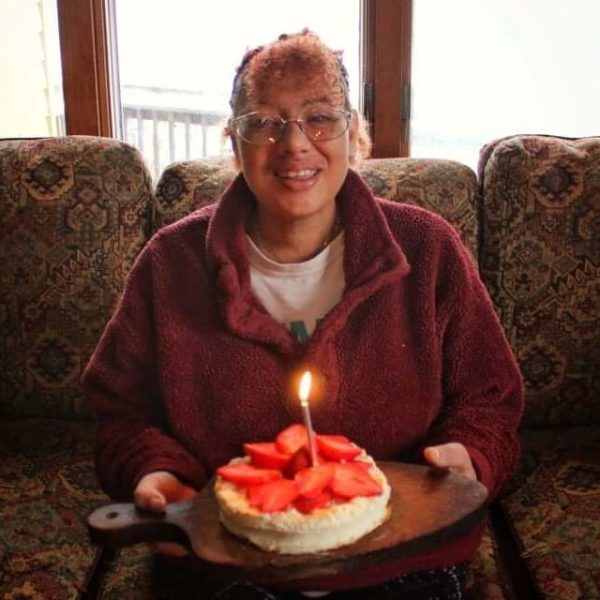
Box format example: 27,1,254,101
87,501,192,549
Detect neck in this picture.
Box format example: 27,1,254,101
251,208,341,264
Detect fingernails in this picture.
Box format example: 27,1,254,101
428,447,440,460
149,496,165,513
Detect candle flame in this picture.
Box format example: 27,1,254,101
299,371,312,406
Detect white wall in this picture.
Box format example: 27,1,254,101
0,0,64,137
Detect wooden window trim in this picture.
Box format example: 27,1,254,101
57,0,113,136
363,0,412,157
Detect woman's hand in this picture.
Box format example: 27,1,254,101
423,442,477,481
134,470,198,556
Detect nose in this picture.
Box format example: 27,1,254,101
278,119,310,151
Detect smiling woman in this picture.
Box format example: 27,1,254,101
83,28,523,600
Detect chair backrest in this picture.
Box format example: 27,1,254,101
153,157,479,256
0,136,154,419
478,134,600,427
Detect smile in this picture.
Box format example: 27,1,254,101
276,169,319,180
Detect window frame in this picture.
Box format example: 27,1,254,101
57,0,411,157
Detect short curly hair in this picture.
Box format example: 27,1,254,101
229,29,371,161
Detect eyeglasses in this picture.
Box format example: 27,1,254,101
230,105,352,145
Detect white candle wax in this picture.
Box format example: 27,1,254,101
299,371,319,466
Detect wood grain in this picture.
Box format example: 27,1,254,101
88,462,488,584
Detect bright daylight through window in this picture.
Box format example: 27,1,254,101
113,0,361,179
411,0,600,170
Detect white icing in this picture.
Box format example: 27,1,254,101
215,455,391,554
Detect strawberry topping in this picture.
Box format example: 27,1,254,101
275,423,310,455
244,442,291,469
217,424,384,514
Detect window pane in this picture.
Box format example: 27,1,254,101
113,0,361,180
410,0,600,170
0,0,65,137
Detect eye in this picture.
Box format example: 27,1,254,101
306,110,338,124
250,116,281,131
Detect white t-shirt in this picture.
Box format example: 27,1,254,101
247,232,345,342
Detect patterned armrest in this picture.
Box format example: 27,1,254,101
478,134,600,427
153,157,479,256
0,136,154,418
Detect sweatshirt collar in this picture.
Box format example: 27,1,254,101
206,169,410,353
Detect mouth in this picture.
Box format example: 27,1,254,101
275,168,320,180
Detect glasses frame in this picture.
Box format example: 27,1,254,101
230,107,353,146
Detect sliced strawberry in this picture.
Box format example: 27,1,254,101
244,442,290,470
275,423,309,455
282,446,313,478
217,463,282,487
246,479,299,513
330,463,383,499
351,461,374,473
294,490,332,514
246,483,269,508
294,463,335,498
316,434,362,462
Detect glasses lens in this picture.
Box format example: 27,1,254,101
234,106,350,145
303,106,349,142
235,114,282,145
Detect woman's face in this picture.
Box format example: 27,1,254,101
233,74,357,225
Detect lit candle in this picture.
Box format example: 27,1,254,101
299,370,319,466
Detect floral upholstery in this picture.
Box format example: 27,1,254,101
0,136,151,598
0,136,153,419
479,135,600,599
97,546,155,599
154,157,237,230
501,428,600,599
0,417,109,599
478,135,600,427
153,157,479,257
358,158,478,257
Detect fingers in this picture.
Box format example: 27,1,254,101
423,442,477,481
133,471,198,514
134,474,167,513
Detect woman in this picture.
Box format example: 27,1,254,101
83,30,523,599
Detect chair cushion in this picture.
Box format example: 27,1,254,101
0,136,154,418
478,135,600,427
463,522,517,599
98,545,155,599
153,157,479,257
0,417,109,598
500,427,600,599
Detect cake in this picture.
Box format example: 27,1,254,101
215,424,391,554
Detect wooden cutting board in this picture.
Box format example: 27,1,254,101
88,462,488,584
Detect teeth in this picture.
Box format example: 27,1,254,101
278,169,317,179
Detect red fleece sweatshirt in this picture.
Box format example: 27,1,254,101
83,170,523,588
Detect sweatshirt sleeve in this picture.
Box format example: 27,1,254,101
82,242,206,500
417,225,524,498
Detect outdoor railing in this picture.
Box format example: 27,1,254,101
122,104,230,179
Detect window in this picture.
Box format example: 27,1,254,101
112,0,361,179
0,0,64,137
411,0,600,170
43,0,599,172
